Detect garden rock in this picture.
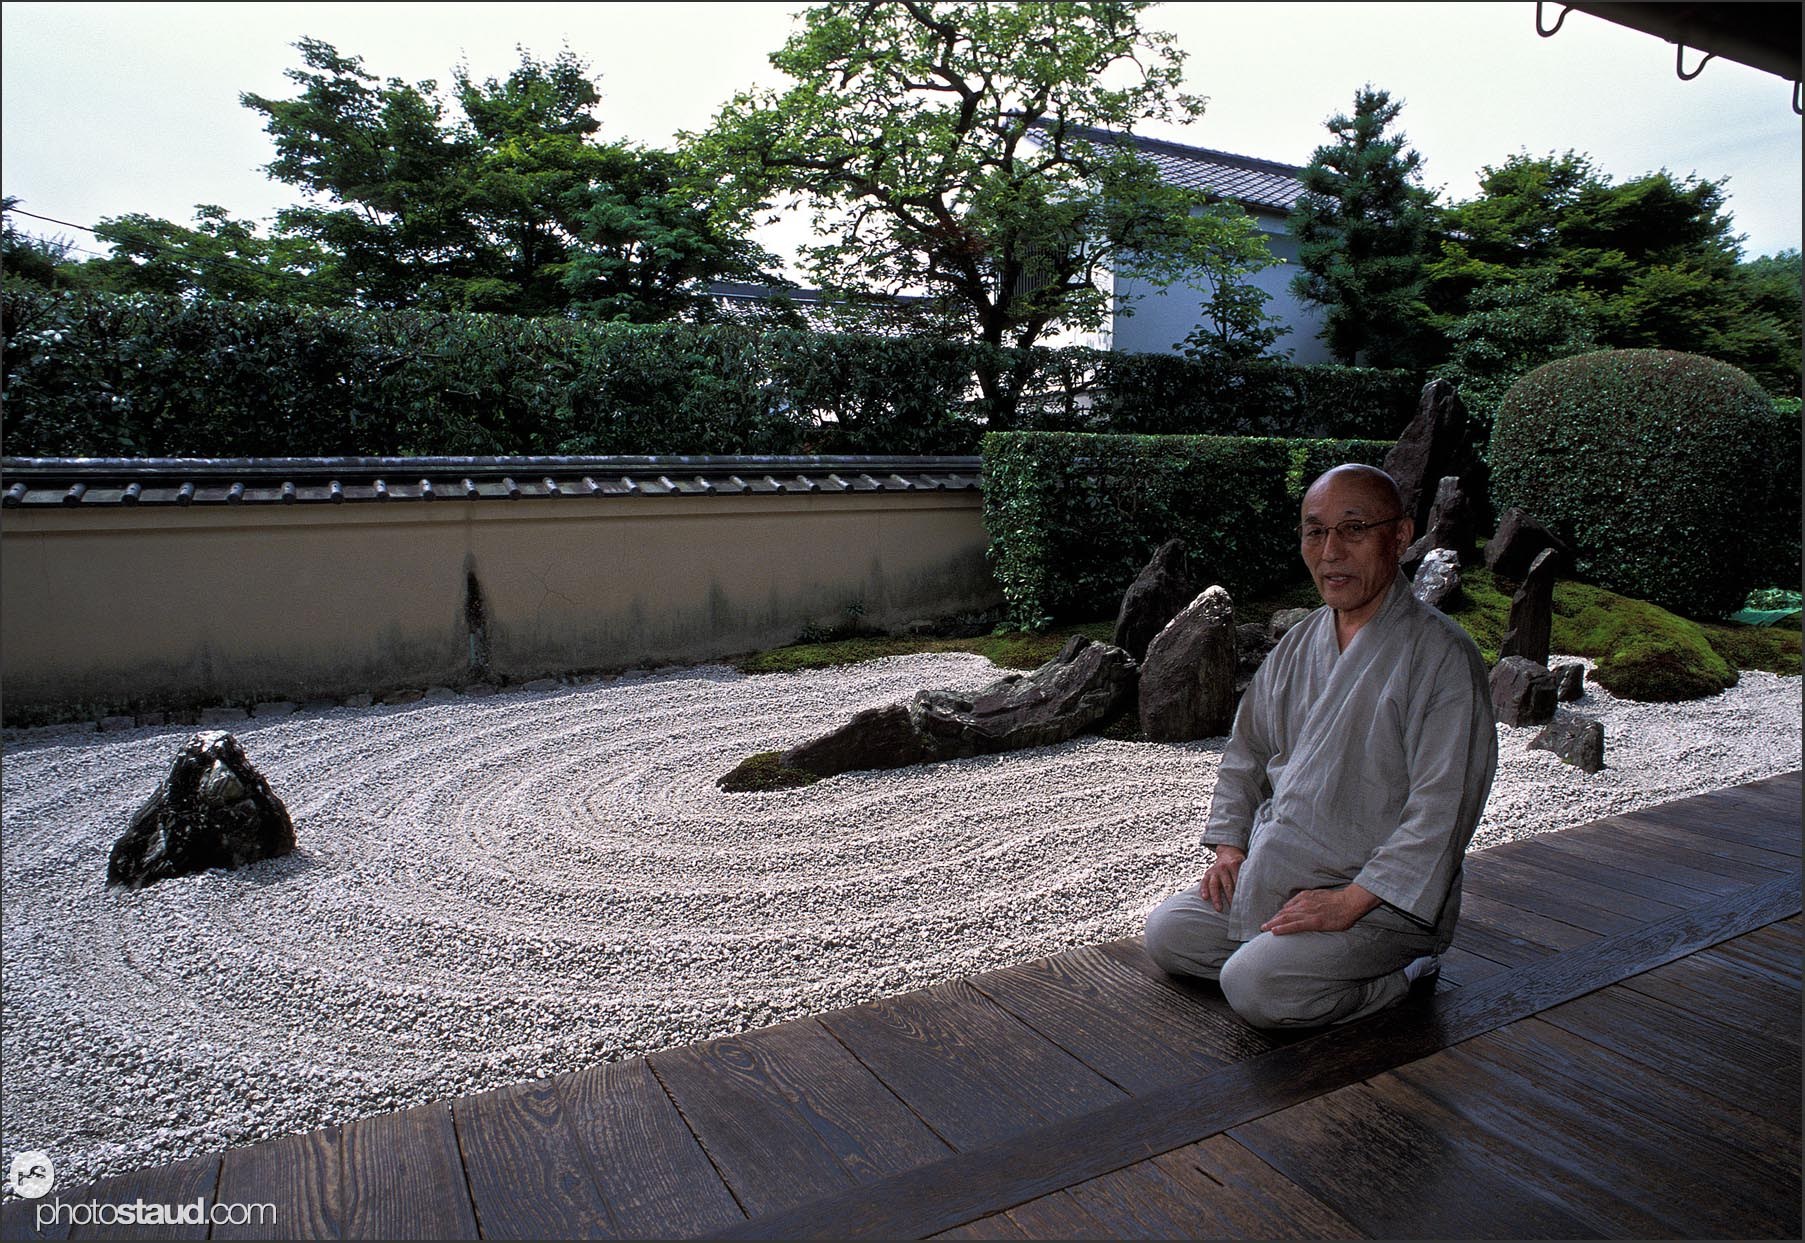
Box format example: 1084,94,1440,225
1490,656,1558,727
1383,380,1469,533
781,705,937,777
1267,608,1315,641
1411,548,1462,611
781,636,1135,778
1529,711,1606,773
107,731,295,890
1235,623,1278,696
1139,586,1238,742
1484,508,1572,580
1113,539,1198,663
914,635,1136,755
1553,663,1585,701
1499,548,1558,666
1401,476,1475,569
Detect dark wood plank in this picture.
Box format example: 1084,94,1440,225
1570,805,1802,870
453,1078,615,1240
998,1192,1113,1239
1061,1161,1224,1238
1615,791,1800,853
818,977,1126,1151
1458,893,1602,951
339,1103,477,1241
212,1125,342,1240
1091,938,1289,1052
1228,1079,1597,1238
1149,1135,1362,1239
1493,830,1747,905
1537,977,1803,1109
40,1154,222,1241
1424,1027,1801,1236
1458,852,1662,933
1,1196,69,1243
1387,1038,1794,1238
715,873,1799,1239
1479,1016,1802,1185
1435,944,1513,986
559,1057,745,1238
926,1210,1030,1239
965,941,1271,1095
1618,944,1802,1046
1551,820,1789,889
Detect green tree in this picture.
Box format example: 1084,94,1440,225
1177,205,1288,362
695,1,1267,412
238,38,773,316
1288,85,1438,369
80,206,342,304
1429,152,1795,392
1,197,88,289
1440,273,1598,433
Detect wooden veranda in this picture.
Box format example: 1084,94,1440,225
5,771,1799,1240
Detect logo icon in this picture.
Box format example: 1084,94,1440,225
8,1150,54,1199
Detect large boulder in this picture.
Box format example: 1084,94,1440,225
1529,711,1606,773
1139,586,1238,742
1490,657,1558,727
107,732,295,889
1499,547,1558,666
777,636,1136,779
1383,380,1469,534
1401,476,1475,570
1552,662,1586,702
1484,508,1573,581
780,705,936,778
914,635,1135,755
1113,538,1198,663
1267,608,1315,642
1411,548,1462,612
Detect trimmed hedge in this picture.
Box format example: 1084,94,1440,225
982,431,1394,628
1490,349,1800,619
2,285,1420,457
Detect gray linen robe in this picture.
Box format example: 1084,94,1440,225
1203,572,1498,948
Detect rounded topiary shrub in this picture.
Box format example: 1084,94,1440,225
1489,349,1797,619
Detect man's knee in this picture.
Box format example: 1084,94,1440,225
1141,890,1229,979
1218,938,1339,1030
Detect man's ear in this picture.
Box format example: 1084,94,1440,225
1395,517,1416,556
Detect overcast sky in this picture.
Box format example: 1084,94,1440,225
3,1,1800,275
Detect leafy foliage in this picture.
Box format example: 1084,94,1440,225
1,286,1424,457
695,1,1272,412
1440,273,1599,436
1287,86,1437,369
1489,349,1799,619
981,430,1392,628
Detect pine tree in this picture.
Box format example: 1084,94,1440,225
1288,86,1437,368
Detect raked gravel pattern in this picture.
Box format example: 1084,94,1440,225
2,652,1799,1191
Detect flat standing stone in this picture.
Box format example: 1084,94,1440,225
1491,656,1558,727
1139,586,1238,742
1499,547,1558,666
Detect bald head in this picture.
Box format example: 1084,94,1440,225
1302,464,1404,520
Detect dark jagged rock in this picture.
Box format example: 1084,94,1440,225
1529,711,1606,773
1401,476,1475,571
1113,538,1198,663
780,705,936,778
1412,547,1462,611
1139,586,1238,742
1484,508,1573,581
1500,547,1558,666
1553,662,1586,702
915,635,1136,755
1234,623,1278,698
1490,656,1558,727
1383,380,1469,534
107,732,295,889
777,636,1136,780
1267,608,1315,642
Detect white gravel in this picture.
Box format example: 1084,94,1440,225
2,652,1798,1190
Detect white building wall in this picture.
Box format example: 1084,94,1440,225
1111,209,1333,364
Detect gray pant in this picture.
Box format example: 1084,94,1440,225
1142,887,1439,1030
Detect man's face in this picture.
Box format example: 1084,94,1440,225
1300,474,1414,625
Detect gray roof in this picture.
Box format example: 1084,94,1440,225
0,455,983,508
1030,122,1307,215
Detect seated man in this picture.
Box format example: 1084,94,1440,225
1143,463,1497,1029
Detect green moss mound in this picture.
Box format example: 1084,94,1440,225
1447,567,1742,701
732,622,1117,676
1489,349,1799,619
717,751,820,793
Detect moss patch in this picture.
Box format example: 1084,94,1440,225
717,751,820,793
1697,619,1801,678
1447,567,1739,701
732,621,1117,676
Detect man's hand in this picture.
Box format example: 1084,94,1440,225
1260,883,1381,935
1197,845,1247,912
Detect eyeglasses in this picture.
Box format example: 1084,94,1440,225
1299,516,1404,546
